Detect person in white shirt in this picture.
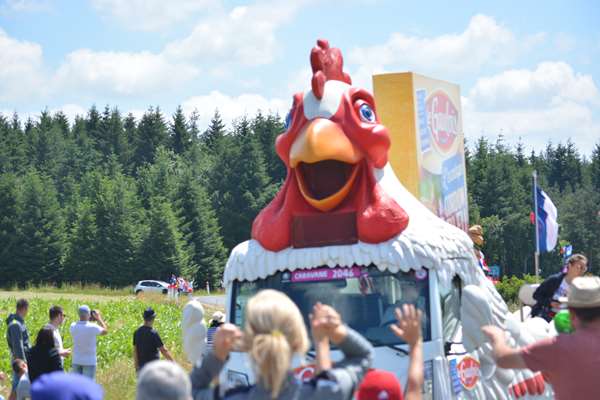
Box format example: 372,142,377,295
44,306,71,367
69,305,108,381
11,359,30,400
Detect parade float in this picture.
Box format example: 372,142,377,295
219,40,555,399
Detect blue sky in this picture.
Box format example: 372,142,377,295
1,0,599,154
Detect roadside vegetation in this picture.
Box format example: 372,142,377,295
0,290,223,399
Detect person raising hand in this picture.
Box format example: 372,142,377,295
357,304,424,400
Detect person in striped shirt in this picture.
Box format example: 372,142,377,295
205,312,225,354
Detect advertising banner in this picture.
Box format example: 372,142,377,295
373,73,469,231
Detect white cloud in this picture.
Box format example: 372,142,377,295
90,0,218,31
53,49,199,96
181,91,287,130
0,1,312,102
164,1,309,66
0,28,46,101
0,0,51,13
348,14,544,87
468,62,599,110
463,62,600,153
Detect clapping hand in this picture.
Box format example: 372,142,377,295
310,303,341,341
390,304,422,347
213,323,243,361
310,302,347,345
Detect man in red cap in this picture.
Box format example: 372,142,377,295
356,304,424,400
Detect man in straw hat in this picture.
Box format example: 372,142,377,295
482,276,600,400
468,225,489,273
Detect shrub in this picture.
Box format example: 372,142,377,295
496,274,541,305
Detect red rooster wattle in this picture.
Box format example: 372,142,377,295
252,39,409,251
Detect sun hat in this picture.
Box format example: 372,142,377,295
31,371,103,400
357,369,403,400
211,311,226,324
468,225,484,246
559,276,600,308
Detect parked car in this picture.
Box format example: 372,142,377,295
134,280,169,295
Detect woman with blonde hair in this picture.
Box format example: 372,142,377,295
190,289,373,399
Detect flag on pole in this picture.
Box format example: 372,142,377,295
535,186,558,252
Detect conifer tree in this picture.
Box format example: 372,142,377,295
122,113,137,172
202,110,226,153
0,173,20,284
65,117,101,179
53,111,70,137
13,171,65,284
177,171,227,288
170,106,192,155
591,143,600,192
213,117,274,249
133,107,169,169
91,173,141,285
252,112,286,183
63,199,97,282
27,112,66,180
137,147,182,208
137,197,195,281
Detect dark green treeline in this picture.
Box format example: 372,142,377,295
0,106,598,287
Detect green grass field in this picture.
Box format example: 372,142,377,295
0,290,223,399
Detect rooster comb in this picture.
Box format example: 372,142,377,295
310,39,352,100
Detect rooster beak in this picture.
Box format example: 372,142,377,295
289,119,362,168
289,118,363,212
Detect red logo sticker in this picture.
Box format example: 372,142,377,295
294,364,316,382
456,356,480,390
426,90,458,153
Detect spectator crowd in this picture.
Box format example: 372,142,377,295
2,258,599,400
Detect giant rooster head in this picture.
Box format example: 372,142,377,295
252,39,409,252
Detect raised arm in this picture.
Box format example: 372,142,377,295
310,303,332,373
190,323,242,400
94,311,108,335
390,304,423,400
310,303,373,399
481,325,527,369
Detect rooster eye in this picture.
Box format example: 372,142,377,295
284,109,293,130
359,103,376,123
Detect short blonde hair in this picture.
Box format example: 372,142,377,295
244,289,309,398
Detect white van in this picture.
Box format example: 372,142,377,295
217,166,554,400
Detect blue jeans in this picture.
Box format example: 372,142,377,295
72,364,97,380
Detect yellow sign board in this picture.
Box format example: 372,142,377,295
373,72,469,231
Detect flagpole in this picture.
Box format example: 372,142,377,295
533,170,540,278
